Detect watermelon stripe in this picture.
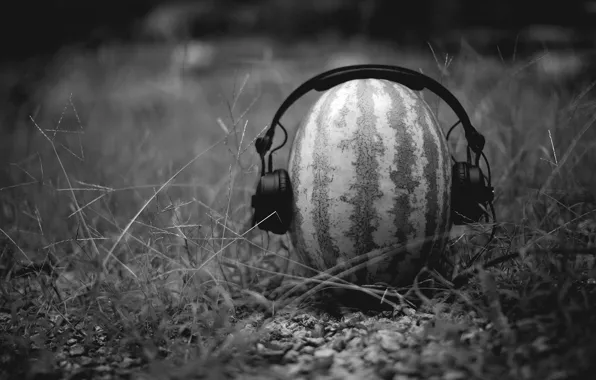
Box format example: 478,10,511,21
311,87,342,271
418,96,452,255
298,86,350,270
289,88,336,271
341,80,384,253
419,99,441,259
324,80,360,269
288,109,309,268
430,99,453,253
365,80,405,281
380,82,430,281
438,108,452,238
341,80,385,283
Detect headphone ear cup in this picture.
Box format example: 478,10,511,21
468,166,495,205
251,169,293,235
451,162,468,225
451,162,490,225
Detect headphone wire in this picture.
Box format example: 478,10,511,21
267,121,289,173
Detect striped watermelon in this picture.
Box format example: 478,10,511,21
287,78,452,287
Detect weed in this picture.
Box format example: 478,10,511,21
0,37,595,379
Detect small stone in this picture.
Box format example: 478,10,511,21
532,336,551,353
283,350,300,363
301,346,315,355
259,346,289,362
312,324,324,338
79,356,93,366
95,365,111,372
393,375,417,380
444,370,467,380
69,344,85,357
279,327,293,337
264,340,287,351
346,336,364,349
378,330,404,352
67,338,78,345
29,334,44,349
331,338,346,351
94,356,106,364
313,348,334,370
398,316,413,326
363,346,384,365
314,348,335,359
377,365,397,380
305,337,325,347
393,361,419,375
120,357,135,369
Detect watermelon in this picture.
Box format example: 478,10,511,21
287,78,452,287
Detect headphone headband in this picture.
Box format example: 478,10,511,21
260,64,485,158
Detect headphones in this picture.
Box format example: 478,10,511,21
251,64,495,236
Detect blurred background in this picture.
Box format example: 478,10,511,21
2,0,596,59
1,0,595,242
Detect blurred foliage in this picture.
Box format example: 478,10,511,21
1,0,596,60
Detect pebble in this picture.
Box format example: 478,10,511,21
331,338,347,351
120,357,135,369
69,344,85,357
279,326,293,337
378,330,405,352
314,348,335,359
444,370,468,380
94,365,111,373
283,350,300,363
312,324,324,338
393,375,418,380
363,346,385,365
305,337,325,347
312,348,334,370
346,337,364,349
79,356,93,366
393,361,419,375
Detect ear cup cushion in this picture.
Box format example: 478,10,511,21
251,170,293,234
451,163,464,224
451,162,478,224
451,162,493,224
276,169,291,198
452,162,467,192
274,169,293,231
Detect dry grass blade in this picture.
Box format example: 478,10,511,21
1,35,595,380
102,135,228,271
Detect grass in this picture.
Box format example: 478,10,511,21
0,36,595,379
